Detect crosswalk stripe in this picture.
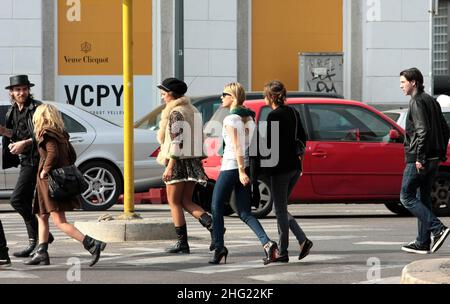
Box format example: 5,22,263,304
119,255,205,265
354,241,404,245
0,271,39,279
181,259,269,274
356,276,401,284
181,254,343,274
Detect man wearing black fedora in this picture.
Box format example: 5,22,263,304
0,75,53,259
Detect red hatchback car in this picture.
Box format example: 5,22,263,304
198,98,450,218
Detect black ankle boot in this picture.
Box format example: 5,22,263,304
24,243,49,265
0,247,11,266
13,238,36,258
29,232,55,257
209,246,228,264
198,213,215,251
198,213,226,251
165,225,190,253
83,235,106,267
48,232,54,244
13,219,38,257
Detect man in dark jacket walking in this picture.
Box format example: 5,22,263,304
399,67,450,254
0,75,52,258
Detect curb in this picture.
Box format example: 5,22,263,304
401,258,450,284
74,218,176,242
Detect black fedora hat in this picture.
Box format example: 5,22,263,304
5,75,35,90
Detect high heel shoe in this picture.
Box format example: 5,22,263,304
274,254,289,263
209,247,228,264
263,240,278,265
299,239,313,260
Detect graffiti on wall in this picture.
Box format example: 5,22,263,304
299,53,343,96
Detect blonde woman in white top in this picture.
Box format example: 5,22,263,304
209,82,278,265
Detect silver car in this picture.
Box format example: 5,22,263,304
0,101,164,211
383,107,450,129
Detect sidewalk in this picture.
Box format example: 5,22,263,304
401,258,450,284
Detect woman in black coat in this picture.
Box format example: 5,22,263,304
264,80,313,262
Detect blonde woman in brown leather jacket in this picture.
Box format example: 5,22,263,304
24,104,106,266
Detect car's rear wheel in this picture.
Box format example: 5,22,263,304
193,180,234,216
432,171,450,216
384,202,411,216
78,161,123,211
229,176,273,219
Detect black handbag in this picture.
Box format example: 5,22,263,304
48,164,88,200
290,107,306,156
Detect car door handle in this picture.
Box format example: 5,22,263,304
69,137,84,143
311,151,327,158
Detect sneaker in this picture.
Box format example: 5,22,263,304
431,227,450,253
401,241,430,254
299,239,313,260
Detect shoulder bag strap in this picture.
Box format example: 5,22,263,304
289,106,298,141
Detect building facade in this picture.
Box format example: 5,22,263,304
0,0,441,123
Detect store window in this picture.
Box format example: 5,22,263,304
433,0,450,95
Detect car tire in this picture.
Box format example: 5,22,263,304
78,161,123,211
193,180,234,216
229,176,273,219
432,171,450,216
384,202,411,216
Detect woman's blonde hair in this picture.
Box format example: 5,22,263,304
223,82,246,109
33,104,65,137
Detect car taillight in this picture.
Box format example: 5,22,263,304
150,146,160,157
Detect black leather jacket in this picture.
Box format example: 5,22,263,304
404,91,449,164
2,98,41,169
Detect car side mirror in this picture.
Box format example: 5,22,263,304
389,129,401,140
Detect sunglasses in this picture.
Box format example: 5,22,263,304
222,92,231,98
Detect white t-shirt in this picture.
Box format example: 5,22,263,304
221,114,256,171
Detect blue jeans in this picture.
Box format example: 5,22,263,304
271,170,306,256
400,160,444,247
211,168,270,249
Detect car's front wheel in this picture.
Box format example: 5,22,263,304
432,171,450,216
78,161,123,211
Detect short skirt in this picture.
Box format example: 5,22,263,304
165,158,208,187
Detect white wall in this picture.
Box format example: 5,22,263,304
363,0,431,104
184,0,237,96
0,0,42,100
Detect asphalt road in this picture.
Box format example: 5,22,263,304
1,200,449,286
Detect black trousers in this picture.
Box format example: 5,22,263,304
10,165,38,222
0,220,6,249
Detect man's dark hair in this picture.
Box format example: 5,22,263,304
400,67,425,92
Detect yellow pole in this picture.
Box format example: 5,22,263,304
123,0,134,215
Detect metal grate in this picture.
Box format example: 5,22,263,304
433,1,449,76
